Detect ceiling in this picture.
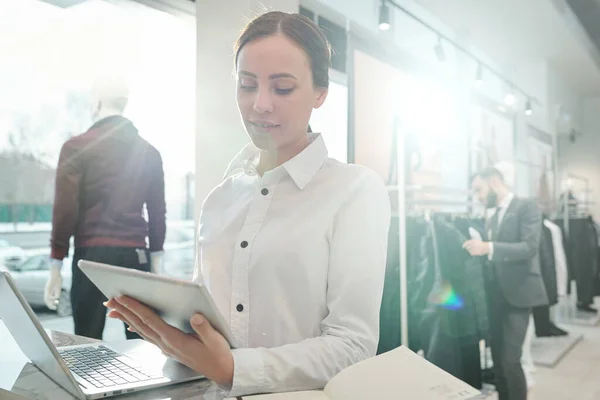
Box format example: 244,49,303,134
415,0,600,96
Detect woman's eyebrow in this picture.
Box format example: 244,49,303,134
238,71,297,80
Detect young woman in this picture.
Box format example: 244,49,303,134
105,11,391,397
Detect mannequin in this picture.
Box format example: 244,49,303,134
44,76,165,339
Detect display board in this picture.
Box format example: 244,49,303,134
469,104,516,187
527,126,555,211
352,49,469,211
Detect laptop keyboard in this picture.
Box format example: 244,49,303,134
60,345,164,389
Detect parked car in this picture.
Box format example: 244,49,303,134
1,254,73,317
0,239,26,269
0,222,196,317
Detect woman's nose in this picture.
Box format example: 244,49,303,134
253,89,274,114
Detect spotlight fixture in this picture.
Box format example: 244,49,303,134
504,89,516,106
434,36,445,62
378,1,390,31
525,98,532,116
475,63,483,87
375,0,536,116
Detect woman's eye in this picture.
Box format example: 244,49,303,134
238,79,257,91
275,87,294,95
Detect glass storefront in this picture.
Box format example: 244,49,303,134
0,0,196,278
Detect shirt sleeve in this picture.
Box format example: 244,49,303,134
227,170,391,397
50,141,83,261
488,242,494,261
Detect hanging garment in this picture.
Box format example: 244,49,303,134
377,216,402,354
538,222,558,305
555,217,598,306
405,217,437,352
544,220,568,297
412,218,487,389
378,216,435,354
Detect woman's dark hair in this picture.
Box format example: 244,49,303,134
234,11,331,88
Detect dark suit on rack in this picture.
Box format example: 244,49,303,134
486,196,548,400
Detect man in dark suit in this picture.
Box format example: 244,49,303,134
463,167,547,400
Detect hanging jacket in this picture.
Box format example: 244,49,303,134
539,222,558,305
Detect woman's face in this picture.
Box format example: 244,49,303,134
236,34,328,151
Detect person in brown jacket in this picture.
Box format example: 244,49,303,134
44,77,166,340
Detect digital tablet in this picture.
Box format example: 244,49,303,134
78,260,238,348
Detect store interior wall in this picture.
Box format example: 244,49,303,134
306,0,592,204
558,96,600,217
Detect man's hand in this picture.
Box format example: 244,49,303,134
44,259,63,310
104,296,234,386
150,251,164,274
462,240,491,256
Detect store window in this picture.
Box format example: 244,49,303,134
309,79,348,163
0,0,195,277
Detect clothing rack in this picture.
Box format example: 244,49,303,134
386,181,483,346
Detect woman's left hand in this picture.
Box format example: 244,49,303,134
104,296,234,386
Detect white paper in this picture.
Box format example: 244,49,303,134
323,346,480,400
238,347,480,400
469,227,483,241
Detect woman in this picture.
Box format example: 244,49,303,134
105,11,391,397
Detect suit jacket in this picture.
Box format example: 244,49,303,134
488,197,548,308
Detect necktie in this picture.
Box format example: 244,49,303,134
489,208,502,240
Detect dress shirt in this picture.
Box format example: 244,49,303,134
194,133,391,396
543,219,568,296
488,192,515,260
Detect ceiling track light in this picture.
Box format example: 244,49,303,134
525,98,533,116
378,0,390,31
434,35,446,62
380,0,538,110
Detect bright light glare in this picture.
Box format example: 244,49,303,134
504,92,516,106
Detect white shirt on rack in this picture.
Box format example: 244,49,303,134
543,219,568,297
194,133,391,397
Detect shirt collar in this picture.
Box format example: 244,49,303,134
281,133,328,190
224,133,328,190
498,192,515,210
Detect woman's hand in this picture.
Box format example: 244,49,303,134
104,296,234,386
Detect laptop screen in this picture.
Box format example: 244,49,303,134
0,272,84,399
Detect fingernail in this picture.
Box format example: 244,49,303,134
102,301,109,307
191,314,204,325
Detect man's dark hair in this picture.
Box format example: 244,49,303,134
470,167,505,183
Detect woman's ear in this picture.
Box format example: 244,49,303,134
313,88,328,109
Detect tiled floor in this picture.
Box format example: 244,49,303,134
484,323,600,399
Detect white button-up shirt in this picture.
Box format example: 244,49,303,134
194,134,391,396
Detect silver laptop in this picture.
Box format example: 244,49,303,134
0,271,204,399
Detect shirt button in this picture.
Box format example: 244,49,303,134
261,188,269,196
236,304,244,312
241,241,248,248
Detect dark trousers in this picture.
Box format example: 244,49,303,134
532,305,551,336
71,246,150,340
487,282,531,400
